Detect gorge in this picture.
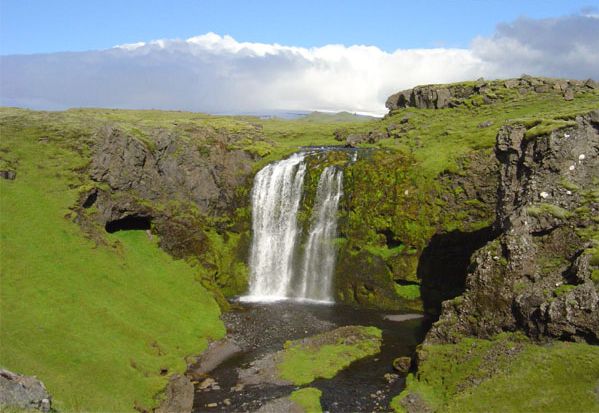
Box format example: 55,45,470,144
1,76,598,413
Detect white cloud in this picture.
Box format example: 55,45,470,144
2,12,598,115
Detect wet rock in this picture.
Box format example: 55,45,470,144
237,352,291,387
187,337,241,379
254,397,303,413
0,369,51,412
392,356,411,373
384,373,399,384
198,377,217,390
155,374,194,413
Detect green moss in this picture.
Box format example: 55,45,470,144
289,387,323,413
277,326,382,385
395,284,421,300
554,284,576,296
391,334,599,413
526,203,573,219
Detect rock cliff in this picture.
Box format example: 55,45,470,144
80,125,256,258
427,110,599,344
386,77,598,111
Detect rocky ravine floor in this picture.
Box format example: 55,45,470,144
186,301,426,413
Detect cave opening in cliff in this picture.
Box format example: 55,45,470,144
417,225,497,318
105,215,152,233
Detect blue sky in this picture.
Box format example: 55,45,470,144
1,0,597,54
1,1,598,114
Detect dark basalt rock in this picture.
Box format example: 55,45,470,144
77,125,257,259
385,76,596,112
89,126,255,217
427,111,599,344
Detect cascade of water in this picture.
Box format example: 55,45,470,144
244,153,306,301
242,154,343,303
297,166,343,301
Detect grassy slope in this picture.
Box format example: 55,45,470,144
391,334,599,413
0,115,225,411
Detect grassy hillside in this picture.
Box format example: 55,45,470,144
391,334,599,413
0,114,225,411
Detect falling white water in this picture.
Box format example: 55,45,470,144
297,166,343,301
241,154,343,303
243,153,307,301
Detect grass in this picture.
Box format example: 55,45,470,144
277,326,382,385
391,334,599,413
289,387,323,413
0,115,225,411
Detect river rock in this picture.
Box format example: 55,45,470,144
155,374,194,413
392,356,412,373
0,369,52,412
254,396,304,413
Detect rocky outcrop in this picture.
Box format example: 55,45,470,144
76,125,259,265
0,369,52,412
427,111,599,344
385,76,598,111
155,375,194,413
89,125,255,218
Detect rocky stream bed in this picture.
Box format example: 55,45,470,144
188,301,427,412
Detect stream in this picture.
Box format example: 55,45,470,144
192,301,428,412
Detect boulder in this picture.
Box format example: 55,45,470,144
155,375,194,413
0,369,51,412
187,337,241,379
564,88,575,101
392,356,412,373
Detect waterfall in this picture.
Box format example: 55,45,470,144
245,153,306,301
242,154,343,303
297,167,343,301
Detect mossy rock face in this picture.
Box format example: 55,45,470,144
428,112,599,344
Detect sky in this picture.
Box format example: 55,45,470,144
1,1,598,114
